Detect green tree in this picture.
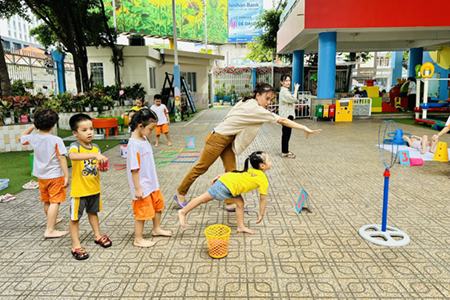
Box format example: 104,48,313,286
25,0,122,92
0,1,26,96
246,1,287,63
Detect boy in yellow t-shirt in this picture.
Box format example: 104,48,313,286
178,151,271,234
68,113,112,260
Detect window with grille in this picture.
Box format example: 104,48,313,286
149,67,156,89
90,63,104,87
181,72,197,92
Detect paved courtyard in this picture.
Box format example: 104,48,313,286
0,107,449,299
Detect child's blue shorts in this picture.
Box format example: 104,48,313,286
207,180,234,201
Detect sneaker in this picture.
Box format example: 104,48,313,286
281,152,296,159
173,195,187,208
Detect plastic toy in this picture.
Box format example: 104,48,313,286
433,141,449,162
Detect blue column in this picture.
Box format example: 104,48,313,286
251,68,257,90
51,50,66,94
390,51,403,88
317,32,337,99
292,50,304,92
408,48,423,78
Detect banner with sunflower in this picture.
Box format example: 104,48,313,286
104,0,228,44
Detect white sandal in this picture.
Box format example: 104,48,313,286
281,152,296,159
22,180,39,190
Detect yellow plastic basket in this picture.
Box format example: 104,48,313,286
204,224,231,259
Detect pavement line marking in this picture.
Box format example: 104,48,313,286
182,110,207,127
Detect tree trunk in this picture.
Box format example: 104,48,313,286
72,50,90,93
112,47,122,87
0,40,12,96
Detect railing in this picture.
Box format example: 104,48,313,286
341,97,372,117
268,91,313,119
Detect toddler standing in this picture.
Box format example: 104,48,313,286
68,114,112,260
20,109,69,239
127,109,172,247
150,94,172,146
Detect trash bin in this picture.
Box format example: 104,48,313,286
29,153,34,176
315,104,324,118
204,224,231,259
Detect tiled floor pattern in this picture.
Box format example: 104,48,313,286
0,108,449,299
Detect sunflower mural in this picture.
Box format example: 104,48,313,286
103,0,228,44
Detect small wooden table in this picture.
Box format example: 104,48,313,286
92,118,118,138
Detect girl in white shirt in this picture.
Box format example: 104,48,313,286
127,109,172,248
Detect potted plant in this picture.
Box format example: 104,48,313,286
0,98,13,125
215,85,225,102
81,94,91,112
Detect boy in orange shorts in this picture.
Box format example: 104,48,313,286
150,94,172,146
127,109,172,247
20,109,69,239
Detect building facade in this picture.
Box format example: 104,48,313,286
0,10,42,51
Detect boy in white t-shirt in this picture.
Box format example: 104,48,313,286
20,109,69,239
150,94,172,146
127,109,172,248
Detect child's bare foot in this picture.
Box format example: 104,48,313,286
133,239,156,248
152,229,172,237
167,141,172,146
237,227,255,234
44,230,68,239
154,143,159,147
178,210,187,229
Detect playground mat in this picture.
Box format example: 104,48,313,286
379,144,450,161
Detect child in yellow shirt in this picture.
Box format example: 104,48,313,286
68,113,112,260
178,151,270,234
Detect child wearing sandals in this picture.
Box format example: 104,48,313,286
68,114,112,260
127,109,172,247
20,109,69,239
178,151,270,234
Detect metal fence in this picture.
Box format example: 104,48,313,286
4,49,77,94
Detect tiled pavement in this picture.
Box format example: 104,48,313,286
0,108,449,299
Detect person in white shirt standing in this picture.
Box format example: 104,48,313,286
279,74,299,158
150,94,172,147
20,109,69,239
127,109,172,248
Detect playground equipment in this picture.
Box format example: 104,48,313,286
92,118,119,138
383,128,406,145
415,63,450,128
359,120,410,247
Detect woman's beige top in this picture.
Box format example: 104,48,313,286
214,99,280,155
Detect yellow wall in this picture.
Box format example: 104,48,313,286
430,46,450,69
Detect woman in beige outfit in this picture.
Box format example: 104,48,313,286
174,83,321,208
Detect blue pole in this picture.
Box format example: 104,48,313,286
381,169,390,232
51,50,66,94
408,48,423,78
317,32,337,99
251,68,257,90
292,50,304,92
390,51,403,88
